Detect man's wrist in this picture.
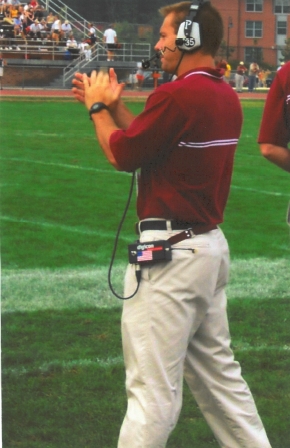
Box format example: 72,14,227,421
89,102,109,120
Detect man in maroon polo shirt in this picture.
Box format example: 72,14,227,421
258,61,290,173
72,2,271,447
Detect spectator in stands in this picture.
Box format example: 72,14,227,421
65,34,78,59
87,22,96,45
61,19,72,40
19,9,25,23
0,1,11,15
33,3,45,21
28,0,39,9
29,18,42,39
9,4,19,19
13,12,22,36
66,34,77,49
40,18,49,39
103,23,117,61
10,0,23,14
78,37,91,61
45,11,54,31
3,14,14,25
22,7,34,36
51,14,62,42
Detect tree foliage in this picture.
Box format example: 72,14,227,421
281,37,290,62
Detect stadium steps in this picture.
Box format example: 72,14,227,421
48,60,140,89
45,0,104,41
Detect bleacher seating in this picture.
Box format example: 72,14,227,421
0,34,80,61
0,8,80,62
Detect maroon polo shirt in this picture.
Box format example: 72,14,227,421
258,62,290,149
110,67,243,224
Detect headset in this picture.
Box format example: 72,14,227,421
175,0,210,52
142,0,210,69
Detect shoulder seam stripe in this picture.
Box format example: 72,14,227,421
178,139,239,148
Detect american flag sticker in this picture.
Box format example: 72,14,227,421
137,250,153,262
137,246,163,262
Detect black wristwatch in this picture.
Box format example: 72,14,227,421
89,102,109,119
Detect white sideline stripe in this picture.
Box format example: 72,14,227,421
14,131,95,139
2,356,124,376
3,346,289,377
0,215,132,241
1,157,288,198
231,185,289,197
0,157,130,176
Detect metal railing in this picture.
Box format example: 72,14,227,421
62,45,97,86
1,38,79,60
62,42,151,86
1,41,151,88
43,0,104,40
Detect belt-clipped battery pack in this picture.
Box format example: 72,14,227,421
128,240,172,264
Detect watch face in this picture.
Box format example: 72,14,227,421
90,102,107,115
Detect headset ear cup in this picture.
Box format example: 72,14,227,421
175,21,201,51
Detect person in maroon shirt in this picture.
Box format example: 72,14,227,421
258,61,290,172
28,0,39,9
72,2,271,447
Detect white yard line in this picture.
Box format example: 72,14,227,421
0,215,132,240
2,259,289,314
0,156,129,176
2,356,124,376
231,185,289,197
3,345,290,377
1,157,288,196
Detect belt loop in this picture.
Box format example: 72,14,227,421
135,221,141,235
166,220,172,232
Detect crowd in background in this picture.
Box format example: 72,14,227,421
216,58,284,91
0,1,286,90
0,0,100,59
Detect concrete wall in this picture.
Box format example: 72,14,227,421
2,65,64,88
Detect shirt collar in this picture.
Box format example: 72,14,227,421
178,67,224,81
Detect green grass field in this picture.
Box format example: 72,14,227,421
1,98,290,448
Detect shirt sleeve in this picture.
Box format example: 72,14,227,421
109,90,185,172
258,73,289,148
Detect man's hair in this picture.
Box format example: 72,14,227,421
159,1,223,57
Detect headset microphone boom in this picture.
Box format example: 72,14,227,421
141,47,177,69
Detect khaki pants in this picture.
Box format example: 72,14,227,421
118,226,271,448
235,73,244,92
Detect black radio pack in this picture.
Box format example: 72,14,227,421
128,240,172,265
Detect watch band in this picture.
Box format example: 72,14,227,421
89,102,109,119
